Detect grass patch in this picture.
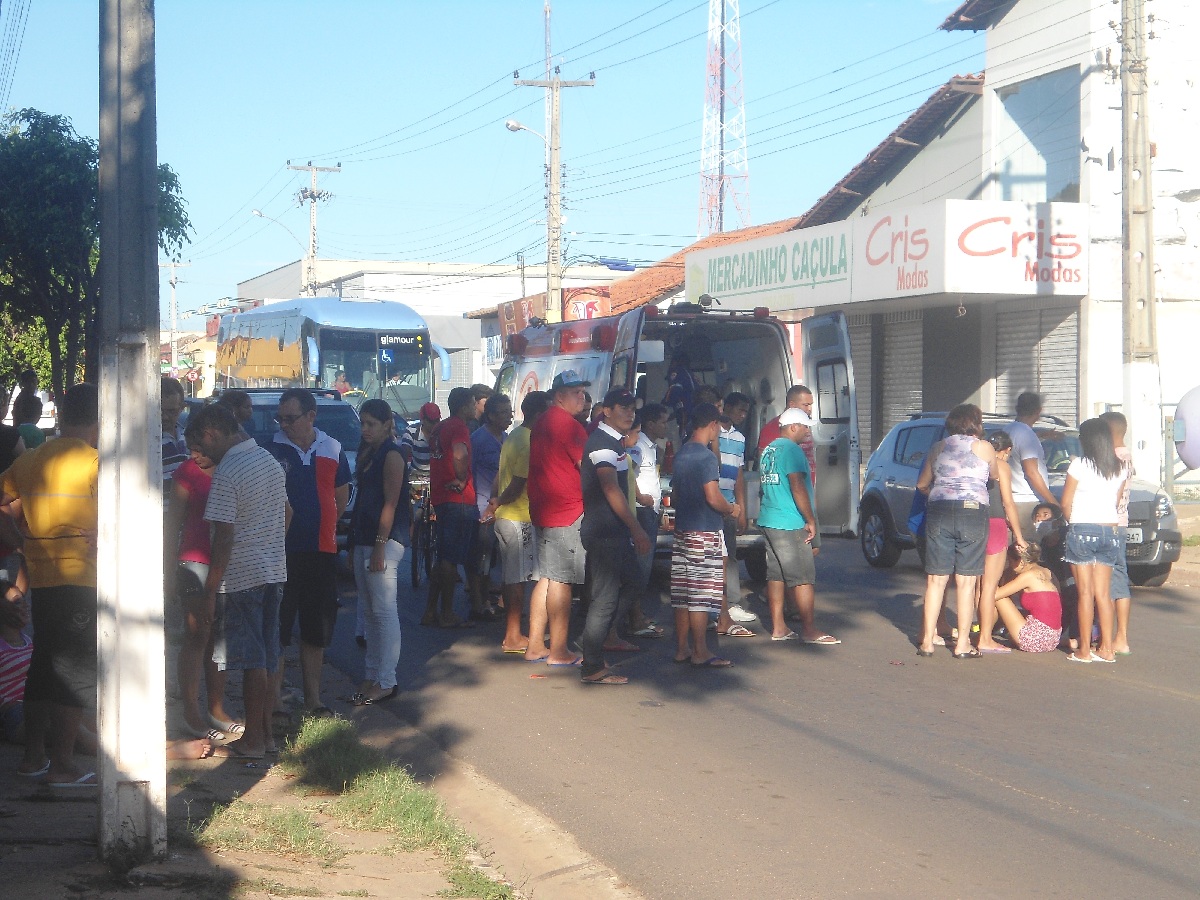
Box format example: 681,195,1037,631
1183,534,1200,547
196,801,342,866
234,879,321,898
277,717,514,898
277,716,390,794
440,864,515,899
337,892,370,898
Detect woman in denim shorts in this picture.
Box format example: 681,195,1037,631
915,404,997,659
1061,418,1129,663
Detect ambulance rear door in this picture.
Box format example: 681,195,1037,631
800,311,860,536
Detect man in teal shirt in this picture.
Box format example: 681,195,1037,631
758,408,840,645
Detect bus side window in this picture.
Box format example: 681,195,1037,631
497,364,516,400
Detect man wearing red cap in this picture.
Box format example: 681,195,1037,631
401,402,442,478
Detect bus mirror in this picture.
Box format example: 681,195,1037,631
638,340,665,365
305,337,319,381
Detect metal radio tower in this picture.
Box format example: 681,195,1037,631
698,0,749,238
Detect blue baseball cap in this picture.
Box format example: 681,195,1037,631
552,369,591,390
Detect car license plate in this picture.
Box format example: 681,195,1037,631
1125,527,1143,545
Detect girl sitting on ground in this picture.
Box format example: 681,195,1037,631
992,544,1063,653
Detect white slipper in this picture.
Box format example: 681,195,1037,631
47,772,97,790
17,760,51,778
771,631,800,641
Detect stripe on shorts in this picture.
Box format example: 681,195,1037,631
670,530,725,613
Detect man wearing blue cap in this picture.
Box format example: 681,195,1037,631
526,370,591,665
578,388,651,685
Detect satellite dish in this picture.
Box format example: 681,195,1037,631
1176,384,1200,469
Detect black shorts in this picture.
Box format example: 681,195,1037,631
279,552,340,649
25,585,97,708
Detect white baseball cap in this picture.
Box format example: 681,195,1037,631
779,408,813,427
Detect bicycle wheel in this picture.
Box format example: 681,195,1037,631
410,519,423,589
423,511,436,580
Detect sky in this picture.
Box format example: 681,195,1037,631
1,0,983,329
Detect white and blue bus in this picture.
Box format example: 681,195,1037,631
216,297,451,420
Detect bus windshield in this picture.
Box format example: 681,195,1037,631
319,328,431,420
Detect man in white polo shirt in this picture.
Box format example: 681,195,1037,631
186,403,289,760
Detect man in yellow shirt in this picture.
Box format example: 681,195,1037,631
0,383,99,788
486,391,549,655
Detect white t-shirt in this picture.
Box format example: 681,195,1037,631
1066,457,1125,524
1114,446,1133,527
634,431,661,512
1004,420,1048,503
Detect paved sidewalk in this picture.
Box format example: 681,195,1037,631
0,657,642,900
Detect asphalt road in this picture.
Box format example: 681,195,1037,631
328,540,1200,899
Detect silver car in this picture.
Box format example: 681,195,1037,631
858,413,1182,586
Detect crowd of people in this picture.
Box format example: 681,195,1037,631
915,392,1137,663
0,374,1143,786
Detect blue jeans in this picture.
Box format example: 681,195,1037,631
353,541,405,690
579,537,641,678
635,507,660,588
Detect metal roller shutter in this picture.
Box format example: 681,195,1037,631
881,311,922,437
848,316,874,452
995,306,1078,424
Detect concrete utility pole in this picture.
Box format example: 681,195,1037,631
158,260,189,371
1119,0,1162,482
514,71,593,322
287,161,340,295
97,0,167,865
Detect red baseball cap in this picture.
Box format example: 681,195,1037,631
421,402,442,422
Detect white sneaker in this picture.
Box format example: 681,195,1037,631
728,605,756,623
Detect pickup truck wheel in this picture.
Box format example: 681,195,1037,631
861,505,902,568
1130,563,1171,588
743,546,768,584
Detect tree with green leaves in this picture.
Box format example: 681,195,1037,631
0,109,191,398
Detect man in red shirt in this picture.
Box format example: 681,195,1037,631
422,387,478,628
525,370,590,665
757,384,817,486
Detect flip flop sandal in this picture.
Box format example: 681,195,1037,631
690,656,733,667
17,760,51,778
802,635,841,645
47,772,98,790
632,625,665,637
212,742,265,760
718,624,755,637
547,656,583,667
361,686,399,705
581,672,628,685
208,716,245,736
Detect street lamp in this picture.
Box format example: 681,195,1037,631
252,209,315,296
506,117,564,323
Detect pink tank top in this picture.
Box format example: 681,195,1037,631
1021,590,1062,631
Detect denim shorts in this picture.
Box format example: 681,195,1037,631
435,502,478,567
1065,524,1122,568
1110,527,1131,599
537,517,586,585
762,527,816,588
213,583,281,672
924,501,988,576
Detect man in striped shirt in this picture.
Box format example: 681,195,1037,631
719,392,755,629
401,402,441,475
188,403,290,760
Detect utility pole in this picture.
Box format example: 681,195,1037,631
515,5,593,324
98,0,167,865
158,260,189,371
514,72,593,322
287,161,340,295
517,252,526,299
1119,0,1161,483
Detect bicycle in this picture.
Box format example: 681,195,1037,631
408,472,436,589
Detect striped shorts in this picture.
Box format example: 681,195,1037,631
670,530,726,613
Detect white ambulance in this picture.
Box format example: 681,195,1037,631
495,301,860,579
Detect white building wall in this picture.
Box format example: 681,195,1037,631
858,96,986,211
